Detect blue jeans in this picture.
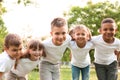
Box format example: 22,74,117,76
71,65,90,80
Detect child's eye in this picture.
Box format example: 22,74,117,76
12,49,17,51
76,33,85,36
81,33,85,36
109,28,114,31
103,28,107,31
103,28,114,31
39,49,42,50
55,32,60,35
62,32,66,35
32,49,36,51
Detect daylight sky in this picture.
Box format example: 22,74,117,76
2,0,118,38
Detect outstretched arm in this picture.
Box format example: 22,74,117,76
114,50,120,60
0,72,4,80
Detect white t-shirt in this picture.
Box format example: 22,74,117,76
91,35,120,65
69,41,94,68
11,58,40,77
0,51,15,78
41,35,71,64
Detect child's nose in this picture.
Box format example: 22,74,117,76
59,34,64,38
16,50,21,54
36,50,41,54
105,29,112,33
79,35,83,37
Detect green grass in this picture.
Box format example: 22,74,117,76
28,71,39,80
60,68,72,80
60,68,97,80
28,67,120,80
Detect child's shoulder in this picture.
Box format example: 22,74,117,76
91,35,102,40
92,35,101,38
115,37,120,40
87,40,93,44
114,37,120,43
0,51,9,59
0,52,13,64
86,40,94,46
42,37,52,43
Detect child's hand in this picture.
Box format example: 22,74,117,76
0,72,4,80
114,50,119,55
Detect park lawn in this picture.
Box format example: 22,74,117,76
28,68,120,80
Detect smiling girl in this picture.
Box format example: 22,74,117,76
6,39,46,80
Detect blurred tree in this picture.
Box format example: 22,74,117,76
64,1,120,62
61,48,71,62
66,1,120,37
17,0,31,6
0,2,8,52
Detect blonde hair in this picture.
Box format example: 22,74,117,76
73,24,92,41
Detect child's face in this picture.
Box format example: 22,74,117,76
51,26,67,46
29,48,43,61
74,28,89,44
100,23,117,41
5,45,22,60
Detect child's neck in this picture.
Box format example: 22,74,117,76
8,55,16,60
29,57,37,61
76,42,86,48
103,38,114,44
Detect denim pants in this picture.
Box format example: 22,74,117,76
71,65,90,80
94,61,118,80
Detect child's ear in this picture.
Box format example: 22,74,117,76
98,28,101,34
87,33,91,41
50,32,53,36
4,46,8,50
115,28,118,32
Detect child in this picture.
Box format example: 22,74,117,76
68,28,75,61
39,17,71,80
91,18,120,80
5,39,46,80
69,28,75,41
0,33,22,80
68,25,93,80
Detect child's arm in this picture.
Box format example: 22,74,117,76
14,52,23,69
0,72,3,80
114,50,120,60
42,49,46,57
70,52,72,61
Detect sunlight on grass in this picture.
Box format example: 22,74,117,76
60,68,72,80
28,71,39,80
28,67,120,80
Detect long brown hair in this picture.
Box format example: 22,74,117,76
14,39,46,69
21,39,46,58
